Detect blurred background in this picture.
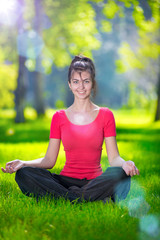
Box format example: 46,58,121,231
0,0,159,123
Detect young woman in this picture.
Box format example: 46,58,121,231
1,55,139,203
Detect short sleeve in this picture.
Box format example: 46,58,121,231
103,108,116,137
49,111,61,139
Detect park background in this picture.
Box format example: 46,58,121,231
0,0,160,240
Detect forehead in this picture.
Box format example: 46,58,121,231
71,70,91,80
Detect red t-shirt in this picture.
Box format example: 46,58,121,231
49,107,116,180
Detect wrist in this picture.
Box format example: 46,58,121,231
21,161,26,167
122,161,126,166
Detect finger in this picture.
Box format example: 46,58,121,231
6,165,13,174
7,166,12,174
6,165,10,171
131,162,139,175
123,165,131,176
129,171,134,177
128,165,134,175
130,164,137,173
10,167,15,174
132,170,136,176
124,169,130,176
135,167,140,175
131,167,139,176
133,168,137,175
128,166,135,177
6,161,14,167
9,166,16,173
129,162,135,168
131,166,139,176
14,166,20,172
8,167,13,174
1,167,6,173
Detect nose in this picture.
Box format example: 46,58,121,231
79,81,84,89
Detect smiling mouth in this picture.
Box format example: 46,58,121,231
78,91,85,94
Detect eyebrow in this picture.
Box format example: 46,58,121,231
72,78,91,81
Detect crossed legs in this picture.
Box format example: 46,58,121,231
15,167,131,203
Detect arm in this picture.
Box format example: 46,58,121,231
105,136,139,176
1,138,61,174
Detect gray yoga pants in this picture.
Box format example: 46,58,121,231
15,167,131,203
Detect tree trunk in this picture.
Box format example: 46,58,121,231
15,56,27,123
33,70,45,115
15,0,27,123
155,72,160,121
33,0,45,115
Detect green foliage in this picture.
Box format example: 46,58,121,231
100,20,112,33
0,0,102,114
25,59,36,72
105,0,160,74
101,0,159,114
0,48,5,62
24,107,38,120
5,0,101,73
116,1,160,73
0,27,17,64
55,100,65,109
23,0,35,23
0,64,17,108
116,42,144,73
43,0,101,67
101,0,160,70
125,82,156,110
102,0,121,19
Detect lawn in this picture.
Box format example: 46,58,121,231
0,108,160,240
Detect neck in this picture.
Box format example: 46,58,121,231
71,99,94,112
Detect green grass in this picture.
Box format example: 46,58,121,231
0,109,160,240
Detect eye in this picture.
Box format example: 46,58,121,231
73,80,78,84
84,80,90,83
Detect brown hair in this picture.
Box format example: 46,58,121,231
68,55,97,97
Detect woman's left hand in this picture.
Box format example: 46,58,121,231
122,160,140,177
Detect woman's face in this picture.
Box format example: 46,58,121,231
69,71,93,100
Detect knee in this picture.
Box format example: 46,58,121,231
15,167,32,183
114,167,131,180
15,167,36,196
105,167,130,181
114,175,131,202
120,168,131,180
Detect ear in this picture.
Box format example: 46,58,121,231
68,81,71,89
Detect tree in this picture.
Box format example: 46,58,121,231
155,72,160,121
0,0,101,121
15,0,27,123
0,63,17,109
101,0,160,120
36,0,101,107
20,0,101,121
33,0,45,115
0,2,18,111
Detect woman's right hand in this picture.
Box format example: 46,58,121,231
1,160,25,174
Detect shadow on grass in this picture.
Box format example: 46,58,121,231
116,127,160,141
1,118,160,143
0,118,50,143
